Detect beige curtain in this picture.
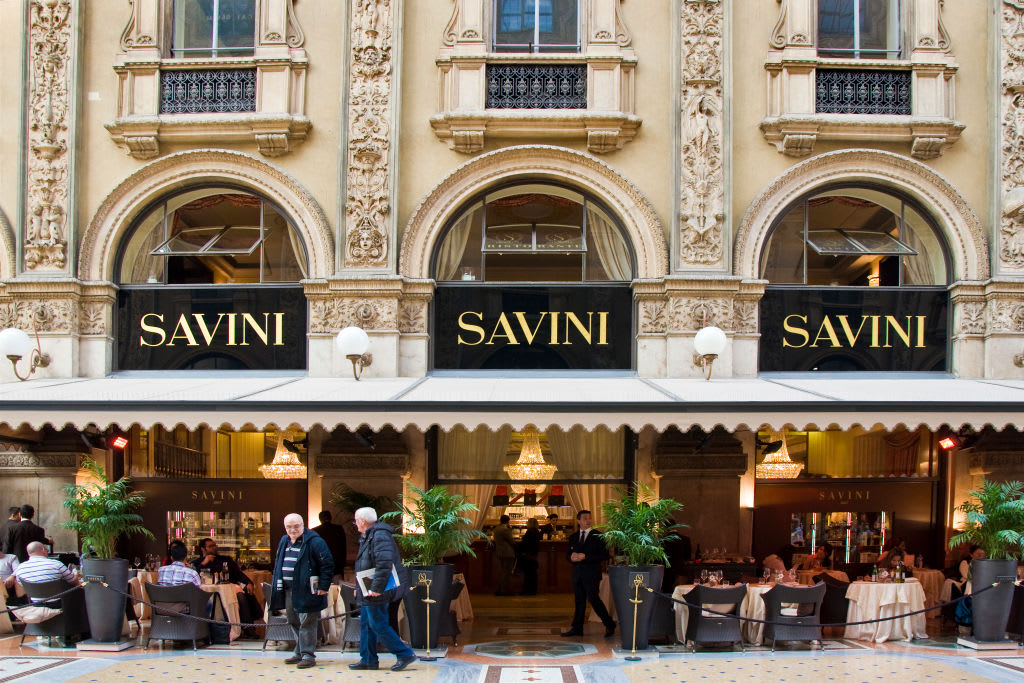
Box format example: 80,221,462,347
436,205,479,280
567,484,615,526
587,207,631,281
286,224,308,279
446,484,497,530
545,426,623,478
437,425,512,479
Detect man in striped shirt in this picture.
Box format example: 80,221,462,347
14,542,80,600
158,541,200,586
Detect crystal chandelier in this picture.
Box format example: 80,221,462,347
755,431,803,479
504,426,557,495
259,433,307,479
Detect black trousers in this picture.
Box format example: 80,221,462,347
571,573,613,630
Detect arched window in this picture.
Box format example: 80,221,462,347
760,186,949,287
432,183,634,282
118,187,307,285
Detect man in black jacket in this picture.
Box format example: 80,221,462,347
6,505,49,563
269,514,333,670
311,510,347,579
349,507,416,673
192,538,261,637
561,509,616,638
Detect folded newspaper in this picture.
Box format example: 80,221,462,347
355,565,401,596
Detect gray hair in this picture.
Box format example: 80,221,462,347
354,507,378,523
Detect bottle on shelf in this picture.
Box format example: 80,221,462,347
695,544,702,562
871,565,879,582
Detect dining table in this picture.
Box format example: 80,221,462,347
243,569,272,607
797,569,849,585
671,582,789,645
844,579,928,643
199,583,242,641
910,568,944,613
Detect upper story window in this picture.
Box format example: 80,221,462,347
172,0,256,58
761,186,948,286
119,187,307,285
434,183,633,282
818,0,901,60
494,0,580,53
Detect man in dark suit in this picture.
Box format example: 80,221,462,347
561,509,616,638
6,505,48,563
312,510,347,581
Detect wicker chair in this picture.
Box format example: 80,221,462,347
338,582,363,650
261,582,294,650
18,579,90,647
813,572,850,629
760,582,825,651
683,584,747,652
437,581,464,646
144,583,214,650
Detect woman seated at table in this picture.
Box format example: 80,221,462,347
762,544,797,574
877,538,908,569
958,545,985,582
799,543,833,571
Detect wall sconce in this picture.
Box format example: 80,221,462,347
0,327,51,381
335,326,372,380
692,324,727,380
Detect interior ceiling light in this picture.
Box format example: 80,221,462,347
505,426,557,496
755,431,803,479
260,432,307,479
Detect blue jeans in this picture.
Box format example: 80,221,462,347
285,589,320,661
359,602,414,665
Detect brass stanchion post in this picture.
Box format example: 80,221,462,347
418,572,437,661
624,574,645,661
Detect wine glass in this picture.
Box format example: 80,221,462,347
762,568,771,584
699,569,709,584
132,556,141,573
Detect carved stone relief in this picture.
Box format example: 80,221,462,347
1000,2,1024,272
668,297,730,332
24,0,74,272
309,298,398,333
344,0,394,268
0,300,75,334
79,302,106,336
639,301,668,334
957,301,987,336
679,0,724,268
989,299,1024,333
398,301,427,334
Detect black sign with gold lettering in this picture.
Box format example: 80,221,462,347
433,285,633,370
116,287,307,370
759,287,948,372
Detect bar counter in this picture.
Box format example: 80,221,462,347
450,541,574,594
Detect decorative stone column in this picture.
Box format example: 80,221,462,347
949,282,987,379
23,0,79,275
999,2,1024,277
677,0,725,272
342,0,399,272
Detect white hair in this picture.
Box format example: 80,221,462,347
354,507,378,523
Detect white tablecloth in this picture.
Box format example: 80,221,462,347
911,569,944,612
672,583,785,645
797,569,849,585
0,583,13,634
199,583,242,641
844,580,928,643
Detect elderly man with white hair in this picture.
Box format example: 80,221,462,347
268,513,333,669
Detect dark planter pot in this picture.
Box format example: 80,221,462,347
82,557,129,642
401,563,454,649
971,558,1018,642
609,564,664,651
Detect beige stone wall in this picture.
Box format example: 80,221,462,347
0,1,24,268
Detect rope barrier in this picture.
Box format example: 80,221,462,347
648,578,1018,628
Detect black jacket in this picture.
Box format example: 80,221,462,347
269,530,334,614
6,520,48,563
354,522,404,605
193,554,250,585
567,528,609,582
312,521,347,569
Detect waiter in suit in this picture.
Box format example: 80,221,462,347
561,509,616,638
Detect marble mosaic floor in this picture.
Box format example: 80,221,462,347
0,595,1021,682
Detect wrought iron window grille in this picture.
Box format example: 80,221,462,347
160,68,257,114
815,69,911,115
486,64,587,109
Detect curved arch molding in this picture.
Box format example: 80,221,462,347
399,145,668,280
79,149,333,281
0,208,15,280
734,149,988,282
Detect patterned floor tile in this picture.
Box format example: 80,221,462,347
0,657,74,682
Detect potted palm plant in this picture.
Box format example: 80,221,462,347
600,481,684,650
380,484,487,649
62,458,153,644
947,479,1024,643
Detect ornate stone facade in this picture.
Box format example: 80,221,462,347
24,0,74,273
344,0,395,269
678,0,724,269
1000,1,1024,273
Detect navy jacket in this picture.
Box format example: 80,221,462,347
354,522,404,605
269,529,334,613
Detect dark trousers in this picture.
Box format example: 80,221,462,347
284,589,319,661
497,556,515,594
520,555,538,595
359,602,414,665
571,574,613,630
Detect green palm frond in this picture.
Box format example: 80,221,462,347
62,458,154,559
598,481,685,567
380,483,488,565
948,479,1024,561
